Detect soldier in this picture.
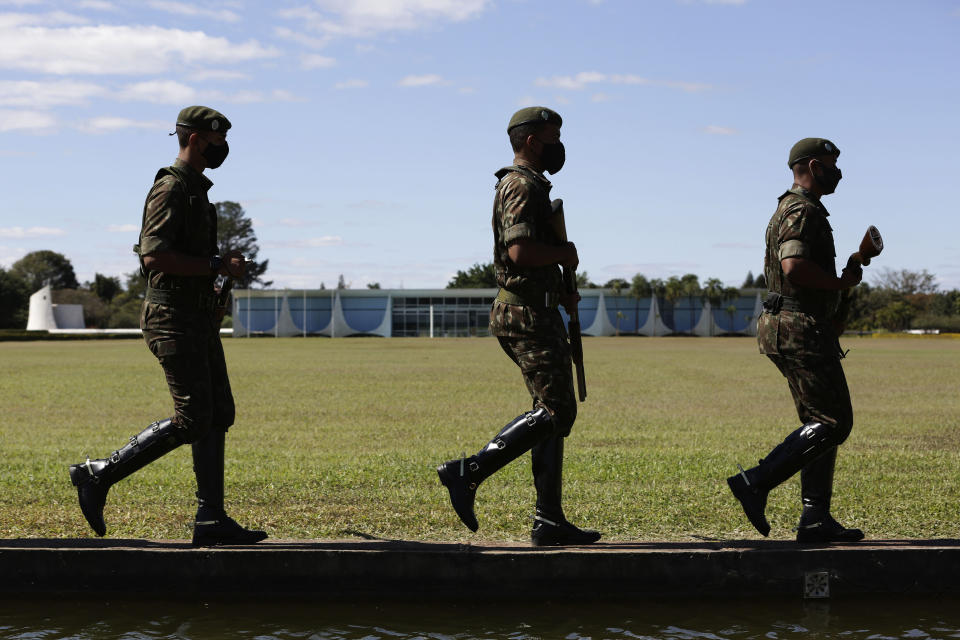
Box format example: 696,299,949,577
727,138,864,543
437,107,601,546
68,106,266,546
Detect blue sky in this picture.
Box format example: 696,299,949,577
1,0,958,291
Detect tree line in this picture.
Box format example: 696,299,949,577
446,262,960,333
0,202,269,329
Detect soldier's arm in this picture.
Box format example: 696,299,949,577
778,204,860,291
142,251,244,277
782,257,861,291
499,176,577,269
508,239,578,269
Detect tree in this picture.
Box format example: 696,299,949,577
0,267,30,329
754,273,767,289
604,278,628,295
10,250,79,292
366,282,381,289
447,262,497,288
215,201,271,288
871,268,937,296
576,271,599,288
629,274,652,335
89,273,122,302
337,274,349,289
742,271,755,288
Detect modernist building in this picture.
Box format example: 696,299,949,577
232,288,764,338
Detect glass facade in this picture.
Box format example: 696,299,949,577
391,295,495,337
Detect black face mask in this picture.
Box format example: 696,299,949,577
202,139,229,169
813,161,841,194
538,140,565,175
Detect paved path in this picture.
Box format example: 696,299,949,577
3,538,958,599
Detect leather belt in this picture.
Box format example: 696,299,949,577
496,288,560,309
763,291,829,317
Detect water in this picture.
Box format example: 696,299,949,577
1,596,959,640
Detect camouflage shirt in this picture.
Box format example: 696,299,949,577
138,159,218,296
489,164,566,338
757,185,841,357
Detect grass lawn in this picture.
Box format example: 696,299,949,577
1,335,957,542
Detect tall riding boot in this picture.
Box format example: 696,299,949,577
530,435,601,546
796,447,864,543
191,429,267,546
727,421,838,536
437,407,554,532
68,418,183,536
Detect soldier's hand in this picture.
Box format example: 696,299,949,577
838,263,862,289
560,292,581,312
222,250,246,278
560,242,579,270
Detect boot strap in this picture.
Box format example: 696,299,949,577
532,514,559,527
736,463,751,487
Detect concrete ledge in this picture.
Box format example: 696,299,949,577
3,539,959,599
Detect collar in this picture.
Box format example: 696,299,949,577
494,164,552,189
785,184,829,216
174,158,213,192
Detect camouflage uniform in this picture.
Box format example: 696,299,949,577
69,105,265,546
139,159,234,441
757,185,852,441
489,164,576,437
727,179,862,543
437,112,599,544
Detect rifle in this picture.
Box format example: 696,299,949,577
847,225,884,268
550,198,587,402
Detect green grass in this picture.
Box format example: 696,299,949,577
1,336,958,542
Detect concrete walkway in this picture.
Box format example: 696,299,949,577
3,538,959,599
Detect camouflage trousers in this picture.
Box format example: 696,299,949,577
498,334,577,437
142,306,235,442
768,354,853,444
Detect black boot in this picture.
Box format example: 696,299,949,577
437,407,554,532
530,435,601,546
795,447,864,543
191,429,267,547
68,418,183,536
727,421,837,537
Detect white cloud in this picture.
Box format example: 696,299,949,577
116,80,198,104
191,69,250,81
0,226,66,238
77,1,117,10
107,224,139,233
398,73,443,87
301,53,336,69
146,1,241,22
334,78,368,89
278,0,490,38
274,26,330,49
0,11,89,27
535,71,710,93
0,80,105,107
75,117,169,133
0,21,279,75
704,125,737,135
0,109,57,132
535,71,606,90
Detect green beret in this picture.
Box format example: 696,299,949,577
176,105,231,133
508,106,562,133
789,137,839,167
